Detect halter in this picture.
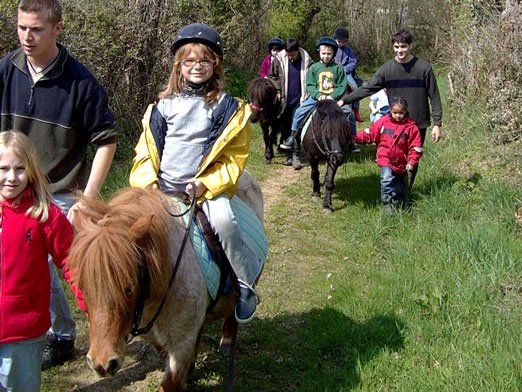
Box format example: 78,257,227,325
249,102,263,113
127,188,197,343
310,112,344,157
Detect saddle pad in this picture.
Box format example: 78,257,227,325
176,196,268,300
300,108,317,143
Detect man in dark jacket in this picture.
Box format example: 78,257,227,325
339,29,442,144
0,0,117,369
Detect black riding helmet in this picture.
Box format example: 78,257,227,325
267,37,284,51
334,27,349,40
170,23,223,58
315,36,338,56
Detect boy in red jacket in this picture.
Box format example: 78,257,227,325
355,96,423,213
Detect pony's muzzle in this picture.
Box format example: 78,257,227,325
87,354,123,377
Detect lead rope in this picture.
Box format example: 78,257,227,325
225,324,238,392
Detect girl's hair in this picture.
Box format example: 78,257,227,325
159,43,224,104
0,131,54,222
389,96,409,110
18,0,62,25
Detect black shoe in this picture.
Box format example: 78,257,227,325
292,156,304,170
235,282,258,324
42,335,75,370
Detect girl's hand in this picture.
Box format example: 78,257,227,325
146,182,159,190
185,179,207,198
67,200,86,224
406,163,414,172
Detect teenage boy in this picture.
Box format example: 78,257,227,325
280,36,347,165
339,29,442,145
338,29,441,186
0,0,117,369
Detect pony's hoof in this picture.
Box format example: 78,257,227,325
322,208,333,214
264,157,272,164
312,194,321,203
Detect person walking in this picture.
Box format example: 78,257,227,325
0,0,117,369
338,29,441,186
269,38,313,167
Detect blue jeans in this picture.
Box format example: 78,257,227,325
0,334,46,392
340,105,356,137
291,96,318,133
49,193,77,341
346,74,363,109
380,166,405,205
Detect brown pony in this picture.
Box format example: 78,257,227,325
247,77,282,163
68,172,264,391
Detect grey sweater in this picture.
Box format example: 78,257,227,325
342,56,442,129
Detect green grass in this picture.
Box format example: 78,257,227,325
42,72,522,391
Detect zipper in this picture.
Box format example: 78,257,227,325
27,84,35,107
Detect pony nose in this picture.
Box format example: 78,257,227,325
87,354,123,377
332,152,345,166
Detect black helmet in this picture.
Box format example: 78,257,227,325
334,27,349,40
267,37,284,51
315,36,338,56
170,23,223,58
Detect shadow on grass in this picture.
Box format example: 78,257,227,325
332,164,466,211
66,309,404,391
193,307,405,391
70,341,163,391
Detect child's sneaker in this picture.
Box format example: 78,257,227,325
235,281,258,324
279,136,295,150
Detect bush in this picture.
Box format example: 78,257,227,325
448,5,522,143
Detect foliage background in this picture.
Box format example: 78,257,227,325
1,0,520,159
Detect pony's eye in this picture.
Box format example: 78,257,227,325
124,287,133,296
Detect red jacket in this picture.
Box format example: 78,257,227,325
0,190,78,343
355,115,423,175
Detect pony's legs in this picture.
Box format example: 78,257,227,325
310,159,321,198
262,123,274,163
323,162,340,213
160,343,197,392
218,313,238,356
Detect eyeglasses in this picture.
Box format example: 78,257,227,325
181,59,215,68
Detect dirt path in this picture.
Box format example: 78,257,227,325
44,164,306,391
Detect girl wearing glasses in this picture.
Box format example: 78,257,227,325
130,23,260,323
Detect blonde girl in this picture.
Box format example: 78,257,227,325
0,131,76,391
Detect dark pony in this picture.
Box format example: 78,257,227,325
247,77,281,163
302,100,352,213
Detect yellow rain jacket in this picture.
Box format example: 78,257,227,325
129,95,252,201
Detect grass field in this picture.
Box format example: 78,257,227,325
42,73,522,391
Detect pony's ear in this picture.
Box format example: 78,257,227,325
129,214,154,240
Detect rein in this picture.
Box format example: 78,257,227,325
310,112,343,158
127,188,197,343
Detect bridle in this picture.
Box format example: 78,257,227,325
127,188,197,343
309,111,344,158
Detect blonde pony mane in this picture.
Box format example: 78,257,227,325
68,187,174,314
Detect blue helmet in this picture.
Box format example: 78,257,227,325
315,36,338,56
267,37,284,51
170,23,223,58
